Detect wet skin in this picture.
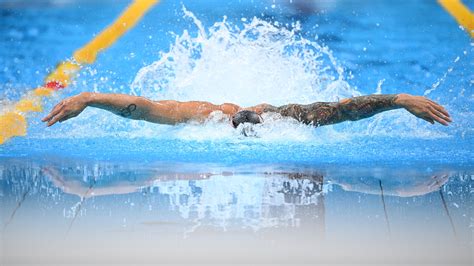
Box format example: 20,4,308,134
42,92,451,127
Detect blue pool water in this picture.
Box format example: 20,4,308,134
0,0,473,164
1,0,473,264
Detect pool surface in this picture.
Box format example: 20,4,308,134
1,158,472,264
1,0,473,264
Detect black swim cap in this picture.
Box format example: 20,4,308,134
231,110,263,128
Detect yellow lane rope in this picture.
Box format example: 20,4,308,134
438,0,474,38
0,0,158,145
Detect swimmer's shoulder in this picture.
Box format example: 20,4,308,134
248,103,278,114
219,103,241,115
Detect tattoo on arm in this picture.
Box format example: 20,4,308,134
266,94,399,127
119,104,137,117
337,94,399,122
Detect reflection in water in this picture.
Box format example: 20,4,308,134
1,159,462,232
40,164,327,234
1,159,472,264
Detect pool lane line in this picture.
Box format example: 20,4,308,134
438,0,474,38
438,188,458,239
432,175,458,239
2,185,32,231
0,0,159,145
378,180,392,237
2,169,42,231
66,179,97,236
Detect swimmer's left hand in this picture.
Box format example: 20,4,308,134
42,92,90,126
395,94,452,126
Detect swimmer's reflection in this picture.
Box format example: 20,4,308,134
327,170,451,198
40,166,452,234
43,167,213,199
42,167,326,234
43,167,325,199
42,167,451,200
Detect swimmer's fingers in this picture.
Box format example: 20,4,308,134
420,115,435,124
46,110,66,127
428,101,451,118
428,105,452,123
426,109,449,126
42,101,64,122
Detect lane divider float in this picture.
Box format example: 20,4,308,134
0,0,158,144
438,0,474,38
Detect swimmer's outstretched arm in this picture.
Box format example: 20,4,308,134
256,94,451,126
42,92,240,126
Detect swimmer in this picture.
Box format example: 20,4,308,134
42,92,451,129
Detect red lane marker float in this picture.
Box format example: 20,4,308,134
44,81,66,91
0,0,159,145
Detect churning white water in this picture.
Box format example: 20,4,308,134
30,7,453,142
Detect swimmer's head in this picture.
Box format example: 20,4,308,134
231,110,263,128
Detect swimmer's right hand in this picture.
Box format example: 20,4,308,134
42,92,90,126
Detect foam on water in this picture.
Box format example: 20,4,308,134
132,7,351,105
17,8,469,142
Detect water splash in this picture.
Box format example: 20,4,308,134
128,7,447,140
23,7,453,142
424,56,460,96
132,7,355,105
